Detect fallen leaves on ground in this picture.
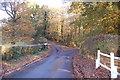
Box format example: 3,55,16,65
73,54,111,78
1,52,49,77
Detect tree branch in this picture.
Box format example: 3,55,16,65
1,1,22,23
0,8,6,11
9,2,14,14
15,16,21,21
4,6,13,18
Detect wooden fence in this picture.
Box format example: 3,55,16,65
96,50,120,78
0,43,49,47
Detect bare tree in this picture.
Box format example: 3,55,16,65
0,0,24,23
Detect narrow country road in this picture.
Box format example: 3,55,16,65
3,44,79,78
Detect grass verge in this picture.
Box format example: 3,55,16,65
1,50,49,77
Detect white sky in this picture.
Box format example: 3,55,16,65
0,0,67,20
27,0,64,7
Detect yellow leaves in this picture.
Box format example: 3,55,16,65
106,2,113,11
2,16,35,43
3,62,10,66
1,45,12,55
16,37,34,42
30,14,34,17
109,2,113,5
92,2,97,6
107,26,115,33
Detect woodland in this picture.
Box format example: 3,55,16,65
0,1,119,77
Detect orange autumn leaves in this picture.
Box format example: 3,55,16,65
2,2,35,44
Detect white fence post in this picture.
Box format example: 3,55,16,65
110,52,118,78
96,50,120,79
96,50,100,68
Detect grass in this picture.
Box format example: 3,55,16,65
37,50,48,53
6,50,48,61
2,49,48,76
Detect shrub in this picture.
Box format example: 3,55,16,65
80,34,119,60
1,45,44,61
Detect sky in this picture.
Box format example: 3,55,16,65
27,0,64,7
0,0,70,20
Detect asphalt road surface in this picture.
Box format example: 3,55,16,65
3,44,79,78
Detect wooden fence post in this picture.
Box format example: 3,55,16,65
110,52,118,78
96,50,100,68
